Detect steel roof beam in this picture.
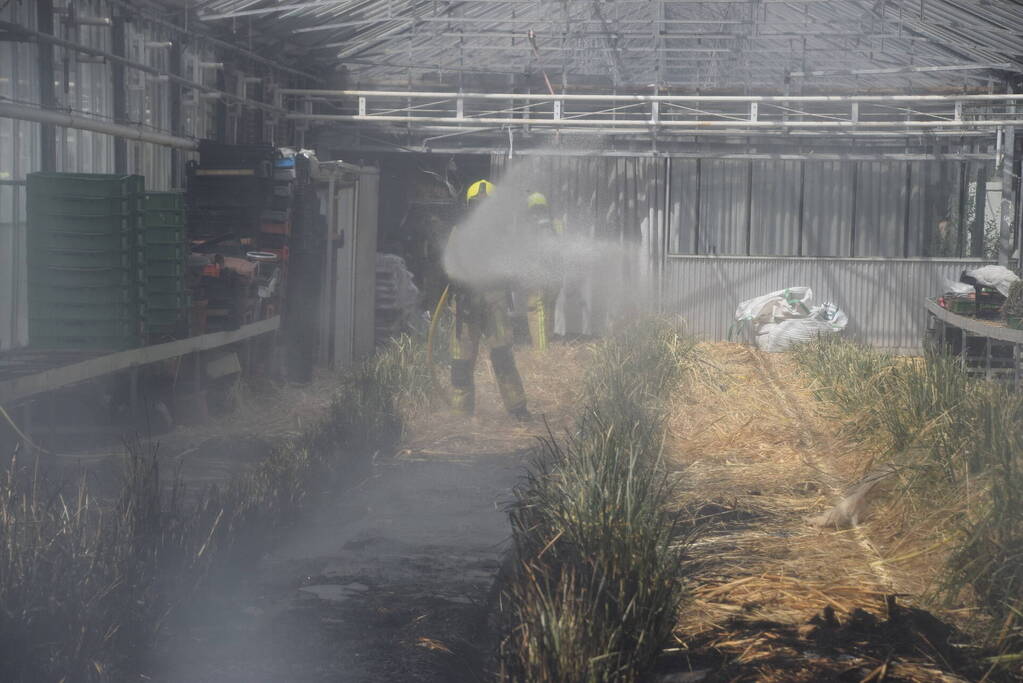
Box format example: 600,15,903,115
200,0,914,20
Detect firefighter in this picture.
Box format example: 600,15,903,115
448,180,530,420
524,191,563,351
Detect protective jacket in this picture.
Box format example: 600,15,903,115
524,194,564,351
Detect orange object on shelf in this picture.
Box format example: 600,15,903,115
201,263,222,277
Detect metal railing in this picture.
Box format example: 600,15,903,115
281,88,1023,133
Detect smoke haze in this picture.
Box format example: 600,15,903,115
442,159,625,293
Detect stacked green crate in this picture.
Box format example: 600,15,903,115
143,192,189,339
26,173,146,350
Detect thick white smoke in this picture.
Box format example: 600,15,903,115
442,160,622,292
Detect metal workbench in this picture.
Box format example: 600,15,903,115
925,299,1023,384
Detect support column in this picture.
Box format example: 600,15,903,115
215,68,228,142
1000,125,1017,266
169,37,183,187
972,164,989,257
36,0,56,172
111,9,128,175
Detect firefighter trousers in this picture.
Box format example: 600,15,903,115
450,289,527,416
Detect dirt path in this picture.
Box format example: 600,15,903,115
661,344,983,682
147,345,586,682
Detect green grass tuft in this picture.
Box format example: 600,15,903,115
499,319,695,682
793,336,1023,666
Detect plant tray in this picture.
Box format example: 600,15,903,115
944,298,976,315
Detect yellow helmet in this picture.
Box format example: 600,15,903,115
527,192,549,209
466,179,494,202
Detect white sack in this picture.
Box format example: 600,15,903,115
964,265,1020,297
734,287,813,326
736,288,847,352
943,279,975,296
755,304,848,352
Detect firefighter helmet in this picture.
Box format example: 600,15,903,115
527,192,549,209
466,179,495,202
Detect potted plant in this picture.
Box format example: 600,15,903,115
1003,280,1023,329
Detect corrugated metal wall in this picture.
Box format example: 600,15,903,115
697,159,749,255
751,160,801,256
663,256,988,354
802,162,855,256
670,158,988,258
496,154,993,352
492,154,665,335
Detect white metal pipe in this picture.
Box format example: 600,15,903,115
337,123,991,138
280,88,1023,104
286,112,1023,129
72,16,113,26
790,62,1015,77
341,144,998,161
0,102,199,150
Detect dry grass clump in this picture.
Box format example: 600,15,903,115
658,343,991,681
666,342,821,462
792,336,1023,669
498,318,696,682
402,342,590,459
0,334,435,682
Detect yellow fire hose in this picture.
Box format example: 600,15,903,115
426,285,450,366
0,403,53,455
2,404,141,459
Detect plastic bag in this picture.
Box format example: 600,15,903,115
735,287,847,352
943,278,975,296
734,287,813,325
755,304,848,352
964,265,1020,297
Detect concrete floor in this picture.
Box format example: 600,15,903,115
149,446,523,682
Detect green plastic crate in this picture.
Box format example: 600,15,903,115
144,230,185,246
32,248,139,270
29,193,139,216
145,192,185,210
28,229,141,253
27,172,144,198
27,214,138,235
146,292,188,309
30,317,141,338
29,284,141,306
143,210,185,228
29,301,145,322
145,275,186,294
145,244,185,261
30,266,144,289
146,260,183,277
145,308,186,326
